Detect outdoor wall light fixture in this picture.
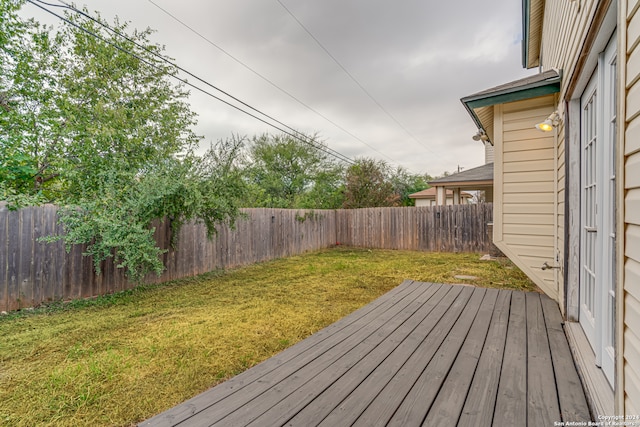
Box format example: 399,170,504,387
535,111,561,132
472,129,489,142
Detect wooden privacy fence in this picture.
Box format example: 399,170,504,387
336,204,494,252
0,203,493,312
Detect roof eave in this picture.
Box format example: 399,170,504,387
522,0,545,69
409,193,473,199
522,0,531,68
462,100,485,135
460,70,560,145
428,179,494,187
463,82,560,110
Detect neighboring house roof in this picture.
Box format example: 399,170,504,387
429,163,494,187
460,70,561,145
408,187,472,200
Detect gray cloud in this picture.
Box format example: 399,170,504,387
22,0,534,176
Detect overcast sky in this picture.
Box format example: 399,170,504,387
22,0,535,176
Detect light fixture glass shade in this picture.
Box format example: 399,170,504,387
472,130,489,141
535,111,559,132
535,120,554,132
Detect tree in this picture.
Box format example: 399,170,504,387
243,133,344,209
342,158,400,208
1,0,56,199
1,3,200,202
1,2,246,280
296,168,345,209
389,166,433,206
50,137,247,281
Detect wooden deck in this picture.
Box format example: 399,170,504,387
140,281,591,427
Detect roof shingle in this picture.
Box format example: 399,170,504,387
429,163,494,185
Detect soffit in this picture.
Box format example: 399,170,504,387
522,0,545,69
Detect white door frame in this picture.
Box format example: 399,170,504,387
579,69,598,349
598,34,616,385
579,33,616,386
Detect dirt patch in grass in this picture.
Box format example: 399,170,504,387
0,247,535,426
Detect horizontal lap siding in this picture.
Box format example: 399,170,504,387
541,0,597,97
495,95,558,299
625,0,640,414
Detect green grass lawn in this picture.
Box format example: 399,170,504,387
0,247,536,427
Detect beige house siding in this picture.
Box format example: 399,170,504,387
493,94,558,299
623,0,640,413
540,0,600,97
484,141,495,164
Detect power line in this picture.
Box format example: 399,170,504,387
276,0,437,155
25,0,355,165
144,0,405,166
49,0,354,165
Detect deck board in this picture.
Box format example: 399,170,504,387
541,296,592,421
457,289,511,426
386,286,483,426
140,282,592,427
348,285,466,427
423,288,498,426
493,290,527,426
526,292,561,425
289,284,456,427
